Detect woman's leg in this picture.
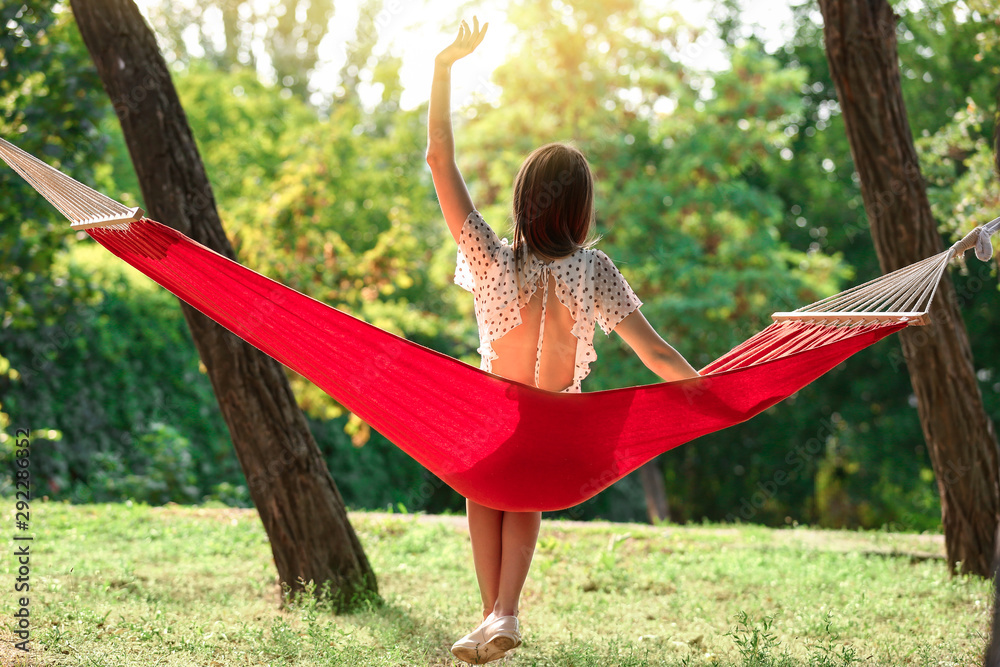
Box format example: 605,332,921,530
466,498,504,619
493,510,541,618
467,500,542,619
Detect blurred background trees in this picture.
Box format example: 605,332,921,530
3,0,999,529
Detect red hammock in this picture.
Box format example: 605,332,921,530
86,220,905,511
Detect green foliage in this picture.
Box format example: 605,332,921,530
86,423,200,505
308,415,460,514
0,253,236,503
0,3,109,445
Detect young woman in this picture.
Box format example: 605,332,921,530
427,18,699,664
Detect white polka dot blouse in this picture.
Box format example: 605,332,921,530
455,210,643,393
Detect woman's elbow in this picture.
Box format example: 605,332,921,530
425,144,454,167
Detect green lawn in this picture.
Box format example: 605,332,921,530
3,499,990,666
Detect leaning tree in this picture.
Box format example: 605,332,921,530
818,0,1000,577
70,0,377,607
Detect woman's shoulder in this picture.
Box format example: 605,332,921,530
587,247,631,273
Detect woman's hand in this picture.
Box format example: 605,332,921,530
436,16,488,67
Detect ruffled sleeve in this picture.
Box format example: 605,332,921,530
593,249,643,335
455,210,502,294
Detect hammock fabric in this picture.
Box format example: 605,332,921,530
85,219,903,511
2,136,994,512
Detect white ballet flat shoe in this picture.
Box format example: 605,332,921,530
482,614,521,653
451,613,521,664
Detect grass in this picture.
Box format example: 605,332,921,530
0,499,990,666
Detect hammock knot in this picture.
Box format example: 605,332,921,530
952,225,994,262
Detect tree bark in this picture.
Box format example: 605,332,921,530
818,0,1000,577
988,568,1000,667
638,459,670,524
70,0,377,607
983,75,1000,667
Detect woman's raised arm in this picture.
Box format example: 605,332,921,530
426,17,488,244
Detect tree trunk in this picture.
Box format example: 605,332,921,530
987,566,1000,667
818,0,1000,577
982,78,1000,667
70,0,377,608
638,459,669,524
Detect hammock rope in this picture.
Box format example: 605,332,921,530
2,136,995,511
771,216,1000,327
0,138,143,229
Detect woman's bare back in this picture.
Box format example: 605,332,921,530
490,272,579,392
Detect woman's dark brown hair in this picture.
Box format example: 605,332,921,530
511,143,597,270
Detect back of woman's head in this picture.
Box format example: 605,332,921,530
511,143,596,262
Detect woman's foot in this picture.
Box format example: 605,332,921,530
483,613,521,652
451,613,522,664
